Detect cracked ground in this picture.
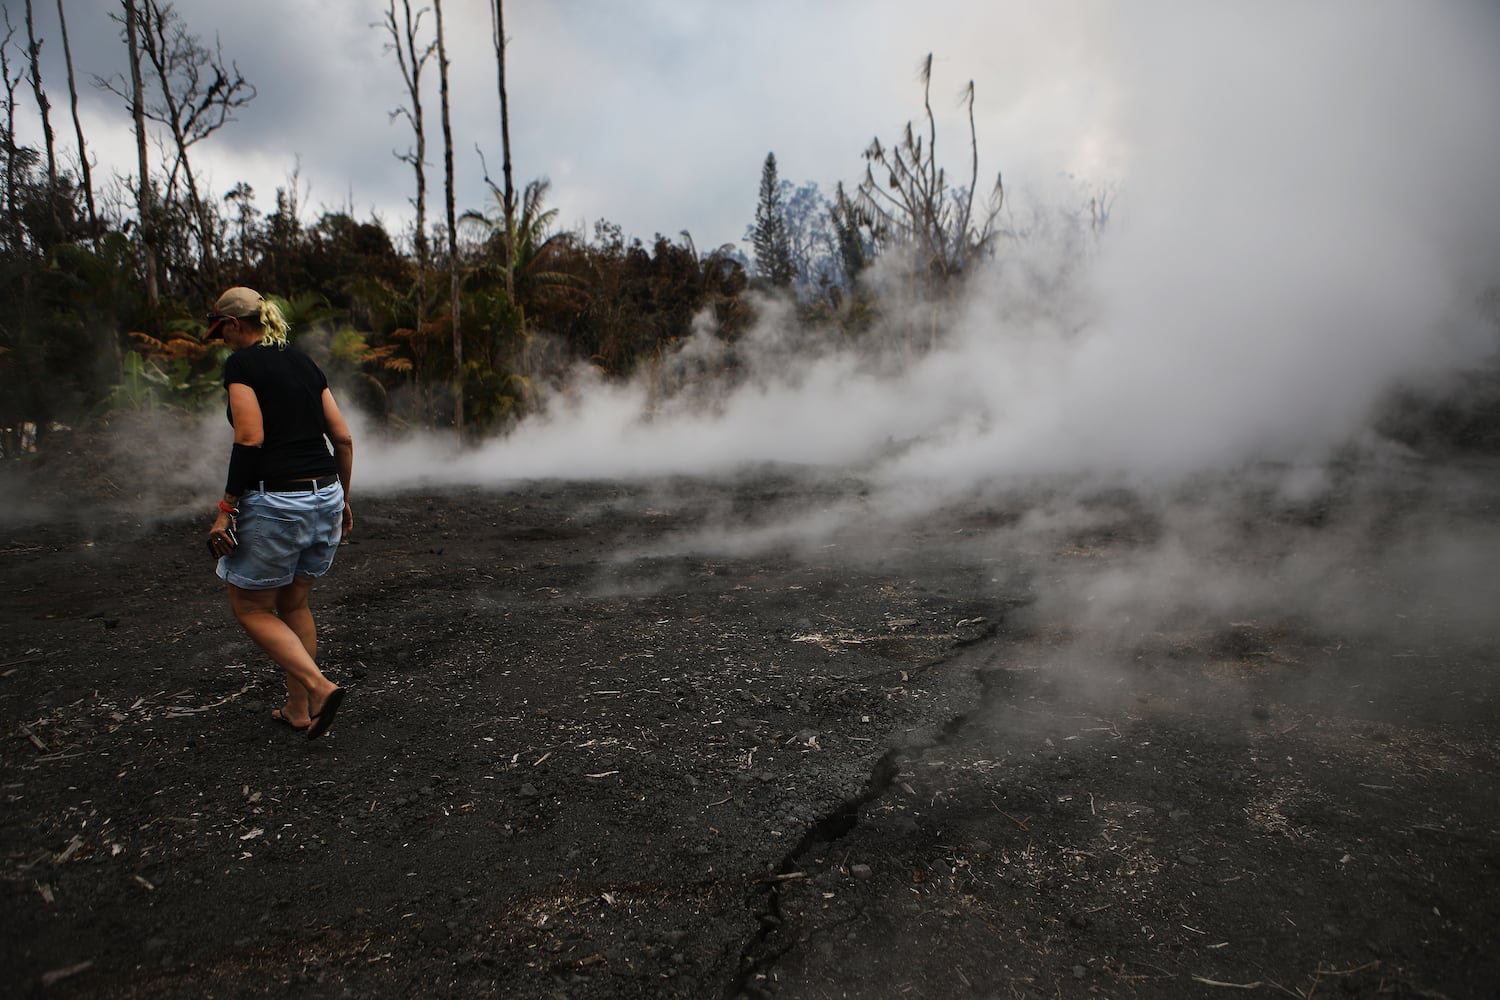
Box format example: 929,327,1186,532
2,455,1498,998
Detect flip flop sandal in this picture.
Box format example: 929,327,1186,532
306,688,346,740
271,708,310,731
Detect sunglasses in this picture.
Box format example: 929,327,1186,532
204,312,239,339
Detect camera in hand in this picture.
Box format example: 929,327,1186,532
206,527,238,558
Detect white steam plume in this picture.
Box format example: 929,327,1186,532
360,2,1500,498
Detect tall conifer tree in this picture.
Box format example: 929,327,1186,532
752,152,795,288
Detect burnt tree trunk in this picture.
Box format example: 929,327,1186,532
434,0,461,442
55,0,98,242
491,0,514,300
123,0,159,316
22,0,61,240
382,0,433,423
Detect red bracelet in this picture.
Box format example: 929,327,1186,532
218,500,238,515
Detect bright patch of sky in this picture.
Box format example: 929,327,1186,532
12,0,1128,250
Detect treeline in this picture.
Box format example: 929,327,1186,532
1,1,1016,454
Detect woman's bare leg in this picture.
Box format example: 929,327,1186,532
276,577,318,658
274,579,318,725
228,583,336,726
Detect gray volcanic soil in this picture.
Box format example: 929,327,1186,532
2,440,1499,998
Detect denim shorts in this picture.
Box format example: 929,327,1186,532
216,481,344,589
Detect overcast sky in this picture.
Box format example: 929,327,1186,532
8,0,1126,252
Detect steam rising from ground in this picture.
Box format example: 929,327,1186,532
345,4,1500,674
15,5,1493,697
365,3,1500,497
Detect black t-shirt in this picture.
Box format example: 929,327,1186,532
222,343,337,483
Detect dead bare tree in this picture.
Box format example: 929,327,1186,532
380,0,435,421
54,0,98,240
21,0,56,206
489,0,514,300
136,0,252,289
433,0,462,442
1,15,25,255
97,1,254,293
122,0,158,313
856,54,1003,284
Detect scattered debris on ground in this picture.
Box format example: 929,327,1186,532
2,443,1497,998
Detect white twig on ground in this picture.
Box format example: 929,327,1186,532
40,961,93,987
18,724,48,752
162,683,255,716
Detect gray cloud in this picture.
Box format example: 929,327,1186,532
12,0,1106,248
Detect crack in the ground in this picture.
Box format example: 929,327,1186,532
725,621,1014,998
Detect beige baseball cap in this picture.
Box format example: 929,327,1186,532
206,286,264,338
212,286,264,318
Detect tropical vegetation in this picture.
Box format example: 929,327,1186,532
1,0,1017,456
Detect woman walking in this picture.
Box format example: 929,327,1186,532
205,286,354,740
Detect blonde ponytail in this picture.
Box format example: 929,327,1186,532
258,298,291,348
